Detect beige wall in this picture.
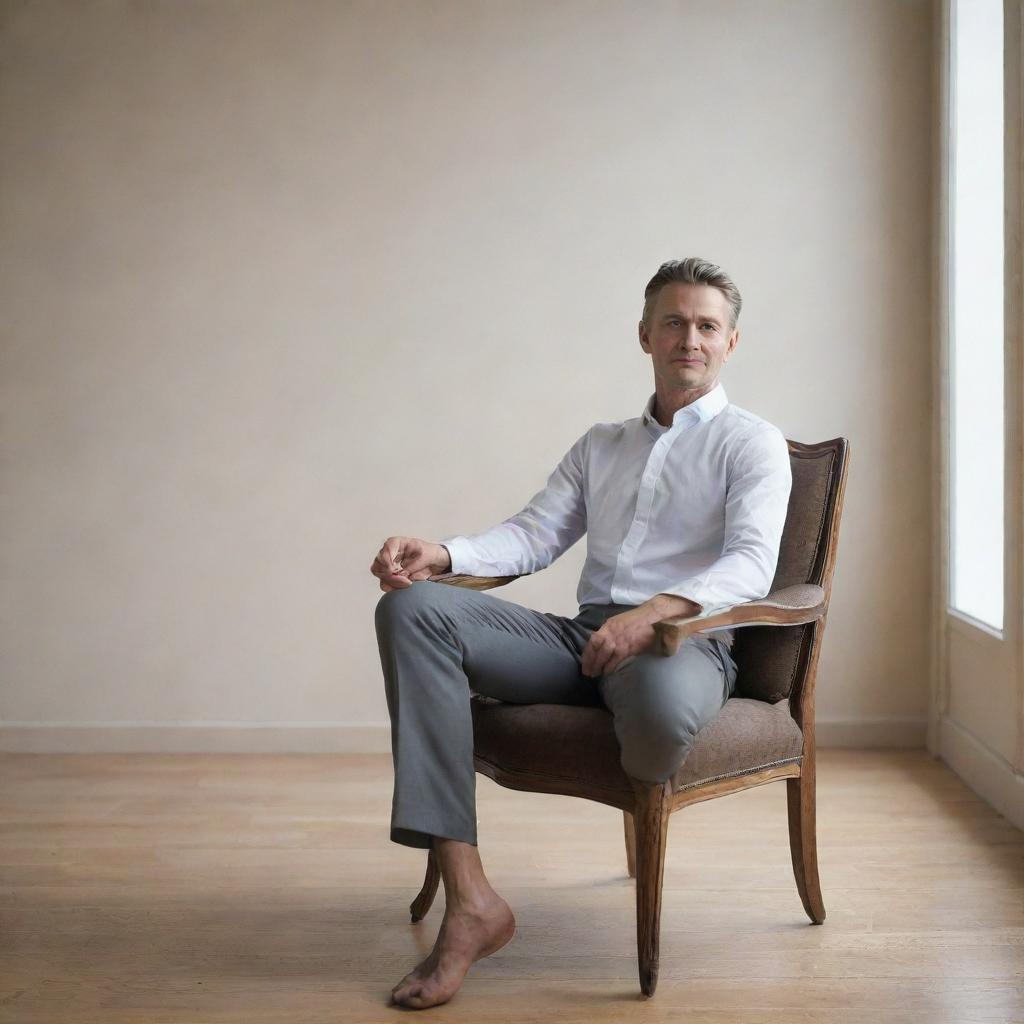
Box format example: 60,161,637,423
0,0,935,751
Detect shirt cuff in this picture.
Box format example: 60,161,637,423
438,536,476,576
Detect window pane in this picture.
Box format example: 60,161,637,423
949,0,1004,630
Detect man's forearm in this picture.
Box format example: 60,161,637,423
645,593,703,621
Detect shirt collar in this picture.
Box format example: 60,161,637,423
641,382,729,433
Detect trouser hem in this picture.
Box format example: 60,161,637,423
390,816,479,850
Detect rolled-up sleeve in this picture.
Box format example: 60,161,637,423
657,425,792,615
440,431,589,577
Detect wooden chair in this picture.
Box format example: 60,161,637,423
407,436,850,997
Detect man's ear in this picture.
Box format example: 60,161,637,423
638,319,651,353
725,326,740,358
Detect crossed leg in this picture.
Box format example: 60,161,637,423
375,581,598,1008
374,581,736,1008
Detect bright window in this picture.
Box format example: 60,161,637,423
949,0,1004,630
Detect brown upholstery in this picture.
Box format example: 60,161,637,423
733,445,839,703
471,695,804,797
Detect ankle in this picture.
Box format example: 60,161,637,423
432,838,498,908
444,889,504,916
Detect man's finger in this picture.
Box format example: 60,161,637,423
594,641,618,677
614,654,638,674
583,633,610,677
370,558,402,581
381,539,407,570
606,653,633,675
581,641,595,678
587,635,607,667
371,553,398,574
399,555,430,577
371,558,415,590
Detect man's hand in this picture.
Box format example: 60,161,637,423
371,536,452,592
581,594,702,677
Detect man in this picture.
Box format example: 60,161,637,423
370,257,792,1009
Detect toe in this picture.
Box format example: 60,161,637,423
392,963,428,999
403,991,432,1009
416,978,449,1006
396,981,425,1005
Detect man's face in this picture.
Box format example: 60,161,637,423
638,282,739,395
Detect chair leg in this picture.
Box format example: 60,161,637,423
630,779,673,997
787,769,826,924
623,810,637,878
409,846,441,922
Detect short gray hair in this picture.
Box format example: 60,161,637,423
642,257,742,329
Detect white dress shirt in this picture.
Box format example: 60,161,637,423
440,382,792,649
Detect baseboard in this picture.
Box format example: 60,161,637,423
939,715,1024,833
0,722,394,754
814,715,927,748
0,715,927,754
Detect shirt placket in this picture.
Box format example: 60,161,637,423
610,428,676,604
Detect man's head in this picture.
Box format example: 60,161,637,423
641,257,742,330
639,257,742,399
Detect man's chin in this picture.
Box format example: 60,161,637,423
673,369,706,384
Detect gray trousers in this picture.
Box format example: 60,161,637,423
374,580,738,849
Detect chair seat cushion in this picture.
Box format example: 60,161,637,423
470,695,803,797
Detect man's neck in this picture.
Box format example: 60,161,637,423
653,380,718,427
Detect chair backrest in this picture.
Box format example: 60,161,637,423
732,438,850,705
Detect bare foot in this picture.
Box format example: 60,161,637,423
390,894,516,1009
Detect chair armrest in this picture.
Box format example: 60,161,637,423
652,583,826,657
426,572,520,591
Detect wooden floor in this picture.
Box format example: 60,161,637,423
1,749,1022,1023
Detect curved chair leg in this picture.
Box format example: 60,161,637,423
623,810,637,878
787,768,826,924
409,846,441,922
630,779,673,997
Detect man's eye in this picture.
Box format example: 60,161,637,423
701,324,715,331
